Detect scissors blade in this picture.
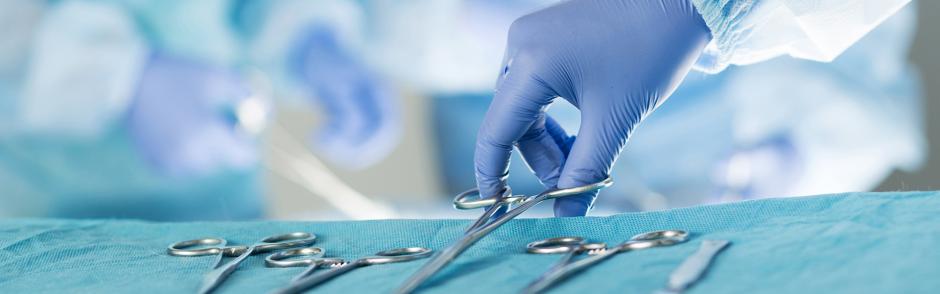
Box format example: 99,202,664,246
522,247,618,294
198,247,254,294
464,203,503,233
526,246,583,290
397,194,544,294
273,261,361,294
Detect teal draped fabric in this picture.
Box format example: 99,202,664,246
2,191,939,293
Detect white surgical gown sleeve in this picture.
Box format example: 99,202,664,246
690,0,912,73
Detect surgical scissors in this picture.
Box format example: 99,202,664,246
167,232,317,294
274,247,434,294
523,230,689,294
396,178,613,293
265,247,347,283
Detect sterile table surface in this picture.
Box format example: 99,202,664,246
2,191,939,293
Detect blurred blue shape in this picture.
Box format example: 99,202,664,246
127,53,261,178
288,25,401,169
0,1,265,220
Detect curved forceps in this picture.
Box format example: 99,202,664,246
523,230,689,294
396,178,613,294
168,232,317,294
274,247,434,294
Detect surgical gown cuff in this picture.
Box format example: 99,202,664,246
689,0,756,74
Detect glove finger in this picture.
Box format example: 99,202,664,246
516,115,573,188
474,64,556,202
554,101,635,217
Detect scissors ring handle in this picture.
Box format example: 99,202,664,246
543,177,614,200
621,230,690,251
631,230,688,242
453,187,519,210
265,247,328,267
364,247,434,265
527,237,584,254
254,232,318,253
527,237,607,254
167,238,248,257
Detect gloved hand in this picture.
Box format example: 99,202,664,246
474,0,712,217
128,53,263,177
290,25,401,170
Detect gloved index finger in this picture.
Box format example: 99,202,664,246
474,66,557,201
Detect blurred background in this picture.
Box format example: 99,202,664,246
0,0,934,221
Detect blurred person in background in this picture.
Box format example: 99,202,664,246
0,0,402,220
0,0,266,220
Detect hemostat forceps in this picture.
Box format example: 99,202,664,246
523,230,689,294
396,178,613,293
274,247,433,294
168,232,317,294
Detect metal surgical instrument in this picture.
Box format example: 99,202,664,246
265,247,347,283
396,178,614,293
657,240,730,294
274,247,434,294
524,230,689,294
168,232,317,294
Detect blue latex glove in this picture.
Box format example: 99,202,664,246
127,53,261,177
289,25,401,170
474,0,712,217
